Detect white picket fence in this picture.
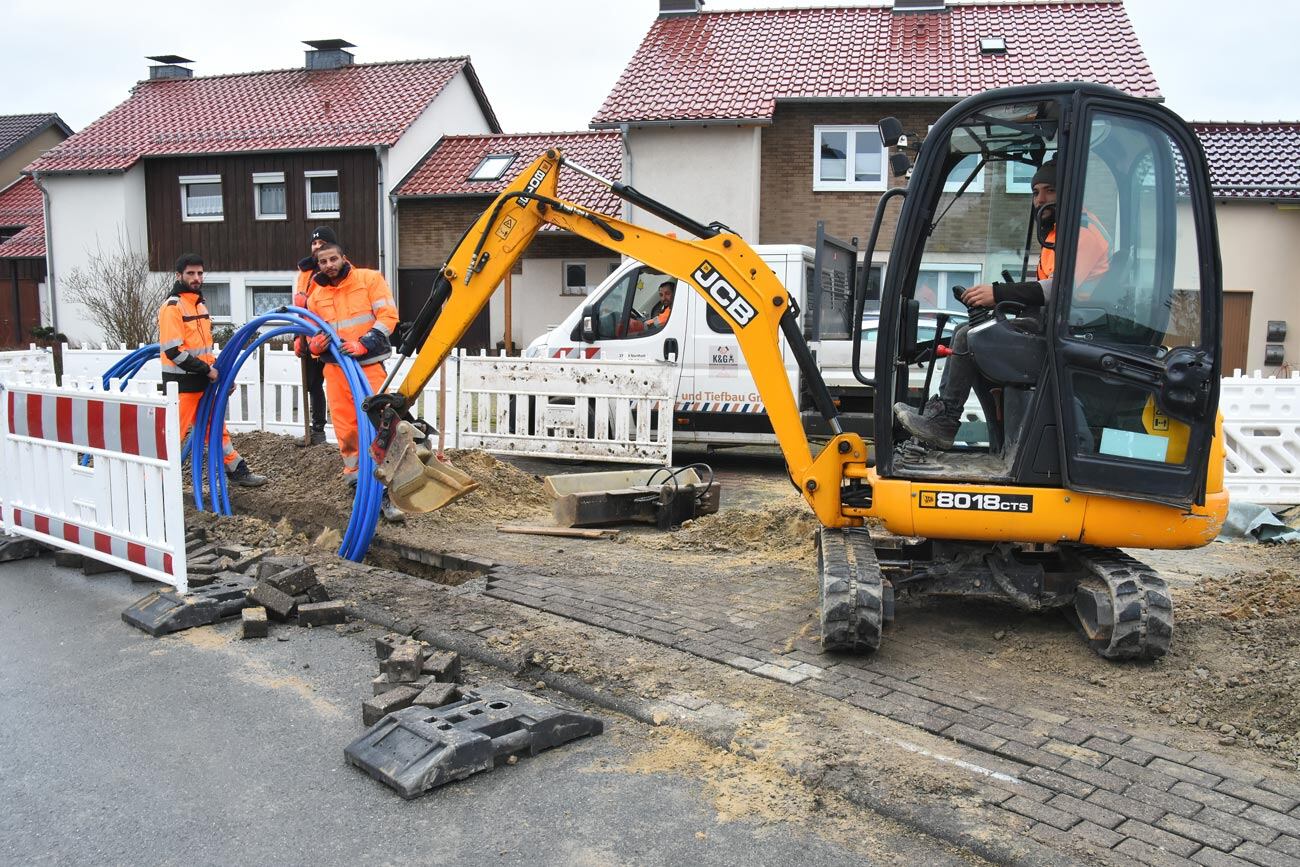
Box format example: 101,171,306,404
1221,370,1300,506
0,375,188,590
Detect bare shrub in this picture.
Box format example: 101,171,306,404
64,236,171,346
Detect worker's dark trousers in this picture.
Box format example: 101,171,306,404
305,355,327,431
936,324,975,418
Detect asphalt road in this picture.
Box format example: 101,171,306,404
0,554,976,867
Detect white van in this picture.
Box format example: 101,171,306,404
523,245,883,446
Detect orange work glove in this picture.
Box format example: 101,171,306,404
292,291,308,309
340,338,367,357
308,333,330,356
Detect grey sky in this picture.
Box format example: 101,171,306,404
2,0,1295,135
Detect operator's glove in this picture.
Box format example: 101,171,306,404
340,338,368,357
308,333,330,357
357,328,390,354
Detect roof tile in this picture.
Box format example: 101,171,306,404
1193,122,1300,200
593,2,1160,125
0,113,70,159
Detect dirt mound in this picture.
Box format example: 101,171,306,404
430,448,552,524
635,496,820,557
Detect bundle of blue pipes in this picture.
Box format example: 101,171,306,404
97,307,382,562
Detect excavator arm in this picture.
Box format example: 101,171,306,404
366,149,869,525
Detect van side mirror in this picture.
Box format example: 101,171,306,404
663,337,679,363
581,303,597,342
879,117,904,147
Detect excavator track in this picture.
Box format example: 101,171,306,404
1070,548,1173,661
817,528,883,653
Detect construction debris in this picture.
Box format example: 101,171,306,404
241,606,269,639
298,600,346,627
362,634,463,727
544,466,720,530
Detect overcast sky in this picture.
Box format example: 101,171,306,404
2,0,1295,135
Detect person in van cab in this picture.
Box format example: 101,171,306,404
629,279,676,335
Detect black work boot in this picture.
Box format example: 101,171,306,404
299,426,327,447
227,459,268,487
893,396,961,450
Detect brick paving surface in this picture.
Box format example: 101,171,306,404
486,565,1300,865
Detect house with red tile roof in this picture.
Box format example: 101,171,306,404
0,176,52,346
26,44,500,343
393,131,622,350
1191,122,1300,374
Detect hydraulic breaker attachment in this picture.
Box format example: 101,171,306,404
367,398,478,513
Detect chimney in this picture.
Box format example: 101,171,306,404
891,0,947,11
658,0,703,16
146,55,194,80
304,38,356,71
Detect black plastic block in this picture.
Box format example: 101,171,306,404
344,686,604,799
121,576,253,637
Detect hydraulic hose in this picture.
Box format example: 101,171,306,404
185,307,382,562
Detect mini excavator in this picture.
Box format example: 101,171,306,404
364,83,1228,660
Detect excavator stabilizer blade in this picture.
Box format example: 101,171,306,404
374,420,479,514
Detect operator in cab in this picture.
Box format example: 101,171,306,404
893,158,1110,449
628,278,675,335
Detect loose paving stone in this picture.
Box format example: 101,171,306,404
241,606,268,639
53,550,83,569
248,583,297,621
298,601,345,627
375,632,410,660
382,644,424,683
265,564,318,596
81,556,119,575
421,650,460,682
412,682,459,709
362,686,420,726
373,674,430,696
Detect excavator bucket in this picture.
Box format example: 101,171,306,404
374,420,479,513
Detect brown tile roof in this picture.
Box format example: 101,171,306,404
1193,122,1300,200
27,59,498,174
593,1,1159,126
0,222,46,259
395,132,623,215
0,177,46,258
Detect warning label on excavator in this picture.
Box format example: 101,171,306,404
919,491,1034,512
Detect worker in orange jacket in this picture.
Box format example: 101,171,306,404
304,243,403,511
293,226,336,446
160,253,266,486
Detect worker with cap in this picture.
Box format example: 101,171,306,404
893,157,1110,450
293,226,336,446
160,253,267,486
304,242,405,521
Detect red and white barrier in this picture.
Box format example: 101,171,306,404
0,376,188,590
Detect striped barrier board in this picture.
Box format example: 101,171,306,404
0,376,188,590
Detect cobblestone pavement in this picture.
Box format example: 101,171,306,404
484,562,1300,866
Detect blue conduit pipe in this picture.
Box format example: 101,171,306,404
187,307,382,562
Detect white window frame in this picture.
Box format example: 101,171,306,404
252,172,287,221
813,125,888,192
561,261,589,296
179,174,223,223
245,280,294,319
917,263,982,313
305,169,340,219
469,153,517,181
1006,150,1056,194
200,280,233,322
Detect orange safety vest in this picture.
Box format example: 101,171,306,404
1038,212,1110,285
305,265,399,365
159,286,216,392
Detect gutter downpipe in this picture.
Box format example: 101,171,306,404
29,169,58,335
619,123,634,224
374,145,387,281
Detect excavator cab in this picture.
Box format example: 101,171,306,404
872,84,1222,508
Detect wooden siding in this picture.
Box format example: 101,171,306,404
0,258,45,348
144,150,379,272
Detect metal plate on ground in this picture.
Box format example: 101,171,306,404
121,576,253,636
344,685,604,799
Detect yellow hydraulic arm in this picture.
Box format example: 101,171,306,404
366,149,868,526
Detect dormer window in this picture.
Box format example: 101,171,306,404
469,154,516,181
979,36,1007,54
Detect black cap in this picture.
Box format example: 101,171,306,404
1031,158,1057,189
310,226,338,245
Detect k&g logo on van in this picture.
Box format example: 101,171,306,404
693,261,757,328
919,490,1033,512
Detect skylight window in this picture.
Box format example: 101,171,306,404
979,36,1007,54
469,154,517,181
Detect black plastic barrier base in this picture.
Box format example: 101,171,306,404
121,576,254,637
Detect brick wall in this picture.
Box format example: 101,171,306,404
398,198,612,268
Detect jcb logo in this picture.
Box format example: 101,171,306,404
919,490,1033,512
515,162,551,207
693,261,757,328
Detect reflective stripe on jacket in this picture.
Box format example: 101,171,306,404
159,284,216,393
305,266,399,366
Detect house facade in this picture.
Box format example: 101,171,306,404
0,114,70,191
26,45,499,344
394,132,623,350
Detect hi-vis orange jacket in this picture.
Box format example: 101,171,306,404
159,283,216,392
305,265,399,366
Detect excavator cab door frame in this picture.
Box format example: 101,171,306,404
1047,94,1222,508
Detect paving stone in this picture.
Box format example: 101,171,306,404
1158,813,1244,853
1195,808,1280,847
1241,807,1300,839
1274,838,1300,859
1057,759,1130,794
1124,736,1199,765
802,679,851,701
1194,848,1269,867
382,644,425,683
984,721,1049,748
1087,789,1167,825
1047,792,1125,829
52,550,83,569
240,606,268,639
412,682,459,709
264,564,318,596
1195,757,1265,787
421,650,461,682
248,583,297,620
186,574,216,588
1124,782,1206,819
1086,736,1157,766
1257,779,1300,804
297,601,345,627
1116,837,1205,867
1105,757,1185,792
216,543,253,559
81,556,119,575
361,686,420,726
1048,724,1095,746
1071,819,1125,849
723,656,763,671
1173,782,1253,815
1116,819,1202,857
1043,740,1110,767
1025,766,1098,800
993,740,1067,771
256,555,307,579
1149,756,1224,788
983,776,1055,805
1218,781,1300,815
946,723,1008,753
1018,706,1072,727
372,674,430,696
971,705,1032,728
1230,841,1300,867
375,632,411,660
1004,794,1081,830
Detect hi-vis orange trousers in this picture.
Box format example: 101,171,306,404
323,362,386,475
179,390,239,467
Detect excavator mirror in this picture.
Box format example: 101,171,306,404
900,298,921,359
879,116,904,147
890,152,912,178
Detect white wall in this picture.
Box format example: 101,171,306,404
486,256,621,350
42,167,148,344
623,125,763,240
1214,201,1300,373
145,270,298,333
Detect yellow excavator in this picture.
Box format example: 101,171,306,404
364,83,1227,660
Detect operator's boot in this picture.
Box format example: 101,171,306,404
227,459,268,487
298,427,327,448
380,492,406,524
893,396,961,450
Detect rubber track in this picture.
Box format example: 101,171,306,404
817,528,883,653
1078,548,1174,660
